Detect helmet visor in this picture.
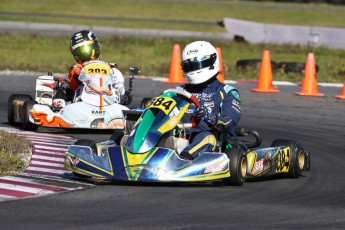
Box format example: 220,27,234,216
71,40,99,63
181,53,217,73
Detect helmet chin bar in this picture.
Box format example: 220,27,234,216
189,71,220,88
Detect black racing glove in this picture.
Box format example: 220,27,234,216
195,106,218,126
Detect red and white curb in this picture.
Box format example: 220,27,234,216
0,127,94,202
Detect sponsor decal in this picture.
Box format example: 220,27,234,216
173,107,180,116
101,149,107,157
231,99,241,113
169,117,178,127
67,156,79,166
204,101,214,108
192,92,215,101
187,49,198,55
252,152,272,175
52,99,65,108
204,161,227,173
92,110,106,116
186,109,194,114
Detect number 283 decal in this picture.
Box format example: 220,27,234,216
148,97,176,114
85,63,111,76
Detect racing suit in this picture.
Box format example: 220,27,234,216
69,60,125,104
178,78,241,160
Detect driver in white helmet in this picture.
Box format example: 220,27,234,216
177,41,241,160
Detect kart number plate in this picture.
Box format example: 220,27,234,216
275,148,290,173
84,63,111,76
148,96,176,114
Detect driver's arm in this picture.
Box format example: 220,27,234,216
216,87,241,133
111,68,125,96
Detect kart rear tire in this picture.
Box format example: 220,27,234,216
73,139,97,178
271,139,306,178
223,147,247,186
7,94,33,126
22,100,38,131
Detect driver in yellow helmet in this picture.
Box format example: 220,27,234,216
67,30,126,104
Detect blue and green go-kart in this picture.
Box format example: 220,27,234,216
64,88,310,185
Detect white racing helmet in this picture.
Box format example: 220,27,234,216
181,41,219,85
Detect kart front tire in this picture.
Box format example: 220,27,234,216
7,94,33,126
271,139,306,178
74,139,97,154
22,100,38,131
223,147,247,186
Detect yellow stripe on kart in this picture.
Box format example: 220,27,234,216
169,169,230,182
122,147,158,181
65,151,114,176
158,103,189,134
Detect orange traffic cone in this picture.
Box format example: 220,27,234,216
295,53,324,97
251,50,279,93
335,79,345,99
216,47,224,83
163,44,186,84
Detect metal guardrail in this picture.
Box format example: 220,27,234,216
222,18,345,49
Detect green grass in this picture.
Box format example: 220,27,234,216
1,33,344,83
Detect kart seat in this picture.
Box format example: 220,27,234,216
157,136,189,154
120,135,189,154
120,135,129,146
122,110,143,135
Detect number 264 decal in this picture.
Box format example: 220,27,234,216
148,97,176,113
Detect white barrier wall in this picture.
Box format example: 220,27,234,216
223,18,345,49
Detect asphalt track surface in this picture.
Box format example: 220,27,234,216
0,73,345,229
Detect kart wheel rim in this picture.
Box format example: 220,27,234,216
240,157,247,178
298,150,305,170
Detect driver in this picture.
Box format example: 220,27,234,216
177,41,241,160
66,30,126,104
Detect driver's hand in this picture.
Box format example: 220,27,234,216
73,63,84,77
195,106,207,119
195,106,218,126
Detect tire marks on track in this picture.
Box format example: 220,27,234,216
0,127,94,202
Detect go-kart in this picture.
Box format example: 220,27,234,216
64,88,310,185
7,66,138,131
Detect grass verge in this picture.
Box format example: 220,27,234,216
1,33,345,83
0,130,32,176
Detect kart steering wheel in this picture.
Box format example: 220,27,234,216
163,88,201,128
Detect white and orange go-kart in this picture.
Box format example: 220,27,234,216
7,65,138,131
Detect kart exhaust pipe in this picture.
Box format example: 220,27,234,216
234,127,262,149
